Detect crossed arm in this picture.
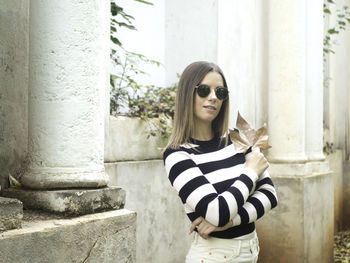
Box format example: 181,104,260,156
164,149,260,228
164,148,278,239
190,170,278,238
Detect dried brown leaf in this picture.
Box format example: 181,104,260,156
229,112,272,153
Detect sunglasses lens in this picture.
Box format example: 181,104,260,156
196,85,210,97
196,85,228,100
216,87,228,100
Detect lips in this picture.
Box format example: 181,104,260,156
203,105,217,110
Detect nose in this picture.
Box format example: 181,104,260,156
207,88,217,101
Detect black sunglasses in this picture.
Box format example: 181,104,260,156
195,84,229,100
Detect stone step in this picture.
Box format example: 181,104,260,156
0,209,136,262
0,197,23,231
2,186,125,216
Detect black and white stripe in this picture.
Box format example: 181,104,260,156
163,138,278,238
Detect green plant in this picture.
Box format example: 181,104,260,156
323,141,335,155
128,84,176,138
322,0,350,154
110,1,175,138
110,0,155,115
323,0,350,58
110,49,161,116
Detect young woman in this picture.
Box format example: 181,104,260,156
163,61,278,263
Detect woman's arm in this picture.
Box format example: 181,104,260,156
231,170,278,226
164,148,261,227
188,170,277,238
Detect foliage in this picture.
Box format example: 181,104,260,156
110,1,175,138
110,0,154,114
322,0,350,154
110,49,161,116
323,141,335,155
323,0,350,58
128,84,176,138
334,230,350,262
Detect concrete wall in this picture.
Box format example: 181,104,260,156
0,0,29,190
105,116,166,162
119,0,262,127
343,160,350,229
164,0,218,86
218,0,260,127
105,114,191,262
0,209,136,263
325,0,350,153
303,172,334,263
105,160,192,263
326,150,344,232
114,0,166,88
257,171,334,263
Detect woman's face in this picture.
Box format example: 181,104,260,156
193,71,224,127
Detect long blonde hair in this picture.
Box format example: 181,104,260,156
166,61,230,149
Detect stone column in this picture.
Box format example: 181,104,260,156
266,0,307,163
21,0,109,189
256,1,334,263
305,0,325,161
217,0,257,127
3,1,126,216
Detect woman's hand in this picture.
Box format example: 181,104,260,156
245,147,269,176
189,217,233,239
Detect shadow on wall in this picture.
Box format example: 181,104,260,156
0,150,28,192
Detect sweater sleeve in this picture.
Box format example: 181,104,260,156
163,148,258,227
231,169,278,226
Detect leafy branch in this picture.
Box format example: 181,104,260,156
323,0,350,58
110,1,175,138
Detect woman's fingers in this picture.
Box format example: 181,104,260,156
245,150,269,176
197,220,216,239
190,217,219,239
189,217,203,234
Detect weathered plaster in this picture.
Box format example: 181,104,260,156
105,116,167,162
0,0,29,190
106,160,192,263
326,150,344,232
257,170,333,263
3,187,125,216
21,0,110,188
0,209,136,263
343,161,350,229
0,197,23,231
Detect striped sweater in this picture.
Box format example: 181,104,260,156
163,136,278,239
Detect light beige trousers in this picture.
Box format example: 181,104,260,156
185,231,259,263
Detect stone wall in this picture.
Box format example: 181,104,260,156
0,209,136,263
326,150,344,232
105,116,192,262
257,167,334,263
0,3,137,263
343,160,350,229
105,159,192,263
105,116,167,162
0,0,29,190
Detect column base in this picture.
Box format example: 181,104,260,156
256,162,333,263
2,186,125,216
307,152,326,161
20,167,109,189
268,160,330,176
